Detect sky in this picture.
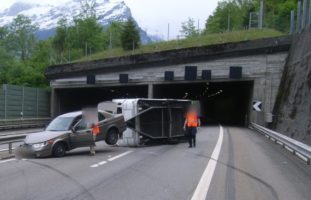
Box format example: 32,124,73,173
0,0,220,39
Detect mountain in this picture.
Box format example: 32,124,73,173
0,0,152,43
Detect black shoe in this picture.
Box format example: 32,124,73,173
188,146,192,148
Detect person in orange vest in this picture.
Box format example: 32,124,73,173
90,123,100,156
183,105,201,148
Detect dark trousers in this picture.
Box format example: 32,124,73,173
187,127,197,147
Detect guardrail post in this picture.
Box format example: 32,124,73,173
307,159,310,165
8,142,12,154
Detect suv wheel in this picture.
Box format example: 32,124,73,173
52,143,66,157
105,129,119,145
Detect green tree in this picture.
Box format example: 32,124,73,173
6,15,38,61
103,21,125,49
180,18,199,38
203,0,296,34
72,16,104,54
53,18,70,54
121,18,140,51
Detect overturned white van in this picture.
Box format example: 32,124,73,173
105,99,191,146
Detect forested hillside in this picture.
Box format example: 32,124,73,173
0,0,296,87
205,0,296,33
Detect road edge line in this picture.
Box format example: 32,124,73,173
191,125,224,200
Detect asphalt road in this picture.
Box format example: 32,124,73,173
0,126,310,200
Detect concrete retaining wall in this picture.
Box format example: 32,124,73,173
273,26,311,145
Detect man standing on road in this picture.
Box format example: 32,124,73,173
90,123,100,156
183,105,201,148
83,107,99,156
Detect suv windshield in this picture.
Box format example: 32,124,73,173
46,117,74,131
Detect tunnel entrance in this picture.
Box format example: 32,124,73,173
54,81,253,126
153,81,254,126
54,85,148,115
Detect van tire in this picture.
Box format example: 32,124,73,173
105,128,119,145
52,143,66,157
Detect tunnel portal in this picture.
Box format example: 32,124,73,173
54,80,253,126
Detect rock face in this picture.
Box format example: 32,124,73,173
0,0,152,43
272,26,311,145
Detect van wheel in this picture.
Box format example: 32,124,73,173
105,129,119,145
52,143,66,157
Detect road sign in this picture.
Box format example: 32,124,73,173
253,101,262,112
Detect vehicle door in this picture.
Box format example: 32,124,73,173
69,116,94,148
96,112,108,141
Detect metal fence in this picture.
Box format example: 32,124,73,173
0,84,50,119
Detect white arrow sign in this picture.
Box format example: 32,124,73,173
253,101,262,112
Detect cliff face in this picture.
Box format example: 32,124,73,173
273,26,311,145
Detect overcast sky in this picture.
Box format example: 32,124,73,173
0,0,220,39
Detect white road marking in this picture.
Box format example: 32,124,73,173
90,164,99,168
191,125,224,200
0,158,16,164
107,151,133,162
98,161,107,165
90,151,133,168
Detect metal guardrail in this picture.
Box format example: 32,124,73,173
251,123,311,165
0,118,50,130
0,134,26,154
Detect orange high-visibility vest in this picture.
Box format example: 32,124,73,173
186,112,199,127
92,124,100,135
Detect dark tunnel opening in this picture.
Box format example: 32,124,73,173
54,81,254,127
55,85,148,114
153,81,254,126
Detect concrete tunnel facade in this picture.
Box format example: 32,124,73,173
46,36,292,127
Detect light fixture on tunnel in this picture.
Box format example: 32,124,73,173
119,74,129,83
165,71,174,81
208,90,223,98
185,66,197,81
202,70,212,80
229,66,242,79
182,92,188,99
86,74,96,85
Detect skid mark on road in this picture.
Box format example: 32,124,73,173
225,128,236,200
191,125,224,200
26,160,96,200
193,146,279,200
90,150,133,168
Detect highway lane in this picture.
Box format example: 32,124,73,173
0,126,310,200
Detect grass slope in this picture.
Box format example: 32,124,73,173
76,29,284,62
